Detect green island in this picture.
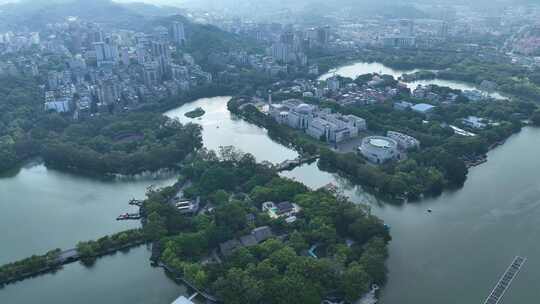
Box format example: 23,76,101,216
184,107,206,119
0,148,390,303
145,148,390,303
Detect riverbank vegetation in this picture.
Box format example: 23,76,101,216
0,249,61,285
41,112,202,176
143,148,390,303
0,76,42,173
0,229,148,285
77,229,147,265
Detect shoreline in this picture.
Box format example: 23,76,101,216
0,241,147,287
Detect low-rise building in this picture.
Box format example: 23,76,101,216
462,116,487,129
462,90,485,101
387,131,420,150
262,201,301,220
394,101,413,111
174,198,200,214
268,100,366,143
219,226,274,257
44,90,72,113
411,103,436,115
359,136,399,164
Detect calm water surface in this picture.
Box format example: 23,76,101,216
0,246,185,304
0,163,176,264
319,61,418,80
164,96,298,163
0,163,178,303
2,95,538,304
320,61,506,99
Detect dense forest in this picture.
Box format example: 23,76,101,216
41,113,202,175
0,76,43,173
0,76,203,176
143,148,390,303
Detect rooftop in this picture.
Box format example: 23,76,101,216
412,103,435,113
171,296,195,304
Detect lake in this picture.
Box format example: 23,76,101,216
320,61,506,100
2,95,538,304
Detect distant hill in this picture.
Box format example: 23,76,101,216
150,14,261,64
0,0,260,68
180,0,427,19
0,0,183,31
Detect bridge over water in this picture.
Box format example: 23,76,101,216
483,256,526,304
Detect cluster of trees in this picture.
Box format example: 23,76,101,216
0,249,61,284
141,148,390,303
184,107,206,118
0,229,147,283
40,112,202,175
211,236,387,304
434,61,540,101
531,110,540,126
0,76,42,173
76,229,146,265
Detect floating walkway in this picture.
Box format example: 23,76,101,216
483,256,526,304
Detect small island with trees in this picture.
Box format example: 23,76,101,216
0,147,391,304
143,147,390,303
185,107,206,119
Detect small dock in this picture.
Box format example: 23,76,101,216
128,199,143,207
116,213,141,221
483,256,526,304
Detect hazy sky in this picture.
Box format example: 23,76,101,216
114,0,187,5
0,0,535,9
0,0,186,5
